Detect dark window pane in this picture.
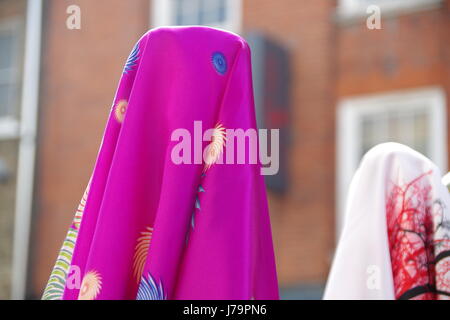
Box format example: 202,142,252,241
360,108,430,161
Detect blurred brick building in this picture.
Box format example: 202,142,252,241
0,0,448,299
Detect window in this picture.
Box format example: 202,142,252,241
336,87,447,237
360,107,429,159
152,0,242,33
0,18,22,139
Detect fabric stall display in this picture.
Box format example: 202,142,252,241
42,26,279,300
324,142,450,300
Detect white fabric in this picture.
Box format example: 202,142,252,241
324,142,450,300
442,172,450,191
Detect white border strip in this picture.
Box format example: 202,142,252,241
11,0,43,300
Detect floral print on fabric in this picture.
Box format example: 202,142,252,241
212,52,227,75
78,270,102,300
114,100,128,123
203,123,226,172
133,227,153,283
386,170,450,299
123,42,140,75
136,273,166,300
42,183,90,300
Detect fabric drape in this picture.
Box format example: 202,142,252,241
43,26,279,300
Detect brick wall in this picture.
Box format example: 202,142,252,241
244,0,450,288
336,3,450,176
337,6,448,97
243,0,337,286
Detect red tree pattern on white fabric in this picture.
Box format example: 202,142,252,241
386,170,450,300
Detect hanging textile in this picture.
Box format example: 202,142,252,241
324,143,450,300
43,26,279,300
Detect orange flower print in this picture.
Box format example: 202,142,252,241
114,100,128,123
78,270,102,300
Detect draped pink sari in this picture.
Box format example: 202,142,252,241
43,26,279,300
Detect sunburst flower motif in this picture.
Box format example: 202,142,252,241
204,123,226,172
212,52,227,75
114,100,128,123
136,273,166,300
78,270,102,300
133,226,153,283
123,42,140,74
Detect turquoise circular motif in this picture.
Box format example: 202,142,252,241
212,52,227,75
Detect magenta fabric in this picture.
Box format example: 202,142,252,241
54,26,278,300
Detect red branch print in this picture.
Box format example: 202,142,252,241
386,170,450,300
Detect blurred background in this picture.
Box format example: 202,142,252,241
0,0,449,299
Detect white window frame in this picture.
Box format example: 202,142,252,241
0,18,23,140
151,0,242,34
10,0,42,300
336,87,447,238
336,0,443,21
